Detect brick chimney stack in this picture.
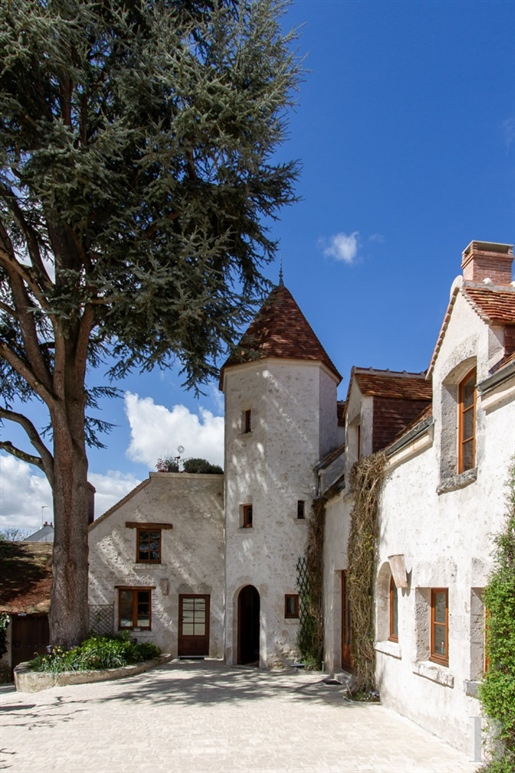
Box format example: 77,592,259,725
461,241,514,286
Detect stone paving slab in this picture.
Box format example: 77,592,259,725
0,661,478,773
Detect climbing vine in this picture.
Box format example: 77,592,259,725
0,613,9,659
297,496,326,669
347,452,387,693
479,460,515,773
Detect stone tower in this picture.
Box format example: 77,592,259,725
220,283,341,667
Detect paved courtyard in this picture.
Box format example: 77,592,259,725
0,661,478,773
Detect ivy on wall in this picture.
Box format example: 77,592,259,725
479,460,515,773
347,452,387,693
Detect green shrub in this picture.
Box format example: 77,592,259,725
479,461,515,771
29,632,161,673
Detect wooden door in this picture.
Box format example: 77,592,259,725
11,615,49,670
178,595,210,657
341,571,353,671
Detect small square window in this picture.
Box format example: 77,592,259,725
242,504,253,528
243,409,252,434
297,500,305,519
137,528,161,563
285,594,299,618
118,589,152,630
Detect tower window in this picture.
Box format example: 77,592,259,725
458,369,476,473
297,500,305,519
242,504,253,528
285,594,299,618
243,409,252,434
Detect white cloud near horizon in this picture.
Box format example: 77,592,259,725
321,231,359,264
0,454,141,532
124,392,224,469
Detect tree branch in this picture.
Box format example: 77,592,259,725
0,181,52,289
0,407,54,485
0,440,46,473
0,341,55,407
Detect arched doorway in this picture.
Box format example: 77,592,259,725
237,585,260,665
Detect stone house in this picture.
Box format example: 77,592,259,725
89,240,514,754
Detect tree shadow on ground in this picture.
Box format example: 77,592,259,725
88,660,372,710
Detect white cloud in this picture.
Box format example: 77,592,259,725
0,454,52,533
369,233,385,244
89,471,142,518
322,231,359,264
0,453,142,532
124,392,224,469
501,116,514,151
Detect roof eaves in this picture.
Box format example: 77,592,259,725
385,416,434,457
478,357,515,396
89,478,150,530
427,284,461,377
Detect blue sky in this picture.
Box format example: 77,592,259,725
1,0,514,532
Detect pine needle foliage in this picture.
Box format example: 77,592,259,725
347,452,386,693
479,460,515,773
0,0,301,647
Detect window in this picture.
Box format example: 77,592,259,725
137,528,161,563
242,504,253,528
118,588,152,630
125,522,173,563
243,409,252,433
389,576,398,642
297,500,305,519
458,369,476,473
285,594,299,618
430,589,449,665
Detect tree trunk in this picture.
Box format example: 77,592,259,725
48,402,90,649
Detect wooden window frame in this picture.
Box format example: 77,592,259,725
389,576,398,642
117,587,153,631
430,588,449,666
136,527,162,564
297,500,305,519
285,594,299,619
458,368,476,473
242,504,253,528
243,409,252,434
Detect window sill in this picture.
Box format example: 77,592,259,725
133,563,166,570
437,467,477,495
374,640,402,659
413,661,454,688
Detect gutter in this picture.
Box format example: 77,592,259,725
385,417,434,458
478,360,515,396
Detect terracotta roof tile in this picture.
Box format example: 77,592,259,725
462,285,515,324
0,541,52,614
352,368,432,401
220,285,341,385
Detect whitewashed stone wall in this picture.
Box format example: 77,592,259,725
222,358,339,667
88,472,224,657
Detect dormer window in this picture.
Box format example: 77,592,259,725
458,369,476,473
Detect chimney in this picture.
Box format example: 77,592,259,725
461,241,514,286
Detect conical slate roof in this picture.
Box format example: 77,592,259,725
220,284,341,386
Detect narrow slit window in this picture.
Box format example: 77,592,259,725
389,576,398,642
458,369,476,473
243,409,252,434
242,504,253,528
297,500,305,519
430,589,449,666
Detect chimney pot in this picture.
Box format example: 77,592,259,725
462,241,514,286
